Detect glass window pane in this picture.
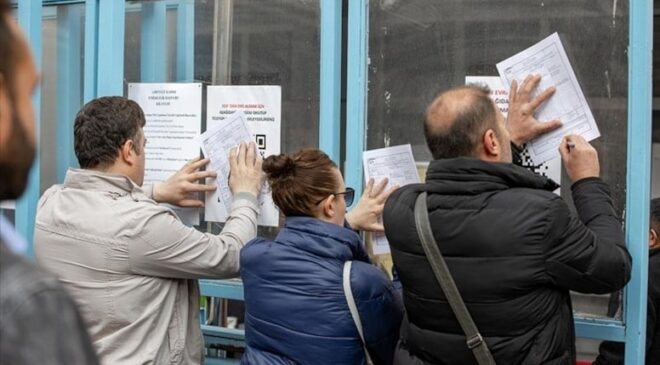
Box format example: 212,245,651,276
123,1,321,239
368,0,629,320
40,4,85,194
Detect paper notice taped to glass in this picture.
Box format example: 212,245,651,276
496,32,600,164
199,111,254,215
363,144,420,255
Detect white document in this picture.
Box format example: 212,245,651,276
204,85,282,227
465,76,561,194
363,144,420,255
496,32,599,164
200,111,253,215
128,83,202,226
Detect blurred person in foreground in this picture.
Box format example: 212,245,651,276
0,1,99,363
384,78,632,364
593,198,660,365
240,148,403,365
33,95,263,364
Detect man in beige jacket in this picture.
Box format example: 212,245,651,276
34,96,263,364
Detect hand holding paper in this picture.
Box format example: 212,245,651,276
497,32,600,164
153,157,217,207
507,74,562,146
345,177,398,232
228,142,263,197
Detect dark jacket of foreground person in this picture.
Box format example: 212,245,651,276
593,249,660,365
240,217,403,365
0,241,99,364
384,158,632,365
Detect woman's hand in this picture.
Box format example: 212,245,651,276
345,178,399,232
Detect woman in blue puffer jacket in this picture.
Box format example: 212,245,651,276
240,148,403,365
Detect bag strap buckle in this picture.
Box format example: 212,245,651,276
466,333,484,349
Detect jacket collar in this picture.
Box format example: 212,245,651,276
425,157,559,195
63,168,149,200
277,216,368,262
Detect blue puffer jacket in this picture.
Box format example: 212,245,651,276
240,217,403,365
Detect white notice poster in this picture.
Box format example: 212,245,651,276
465,76,561,194
205,86,281,227
465,76,510,116
128,83,202,225
363,144,420,255
496,32,600,164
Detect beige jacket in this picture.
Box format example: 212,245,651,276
34,169,259,365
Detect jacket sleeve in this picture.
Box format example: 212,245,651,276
351,261,404,365
544,178,631,294
128,192,259,279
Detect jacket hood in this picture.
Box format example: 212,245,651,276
277,216,368,263
425,157,559,195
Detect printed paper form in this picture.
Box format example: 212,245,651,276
496,32,600,164
199,111,253,214
363,144,420,255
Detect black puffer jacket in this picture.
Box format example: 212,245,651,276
383,158,631,365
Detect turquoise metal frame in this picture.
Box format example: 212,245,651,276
15,0,42,256
345,0,368,199
11,0,653,363
319,0,342,163
622,0,653,363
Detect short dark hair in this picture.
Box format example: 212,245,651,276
424,84,499,160
651,198,660,232
74,96,146,169
0,0,19,100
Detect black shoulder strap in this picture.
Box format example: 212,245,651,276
414,192,496,365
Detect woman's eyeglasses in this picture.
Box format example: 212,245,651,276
315,187,355,207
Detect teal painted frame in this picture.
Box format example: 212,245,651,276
622,0,653,363
345,0,368,198
319,0,342,163
15,0,42,255
140,2,167,82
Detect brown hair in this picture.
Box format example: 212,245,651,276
263,149,339,217
0,0,19,103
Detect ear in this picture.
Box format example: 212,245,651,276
650,228,660,250
321,194,337,218
482,129,500,158
120,139,136,166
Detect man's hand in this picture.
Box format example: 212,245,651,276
507,74,562,146
153,157,217,207
228,142,263,197
345,178,399,232
559,134,600,183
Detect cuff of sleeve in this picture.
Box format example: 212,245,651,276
232,192,260,210
570,176,603,191
142,184,155,200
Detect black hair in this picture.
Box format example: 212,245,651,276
74,96,146,169
651,198,660,232
424,84,500,160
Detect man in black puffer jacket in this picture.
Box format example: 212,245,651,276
384,77,632,365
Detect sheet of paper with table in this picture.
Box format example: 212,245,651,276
362,144,420,255
496,32,600,164
199,111,253,214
